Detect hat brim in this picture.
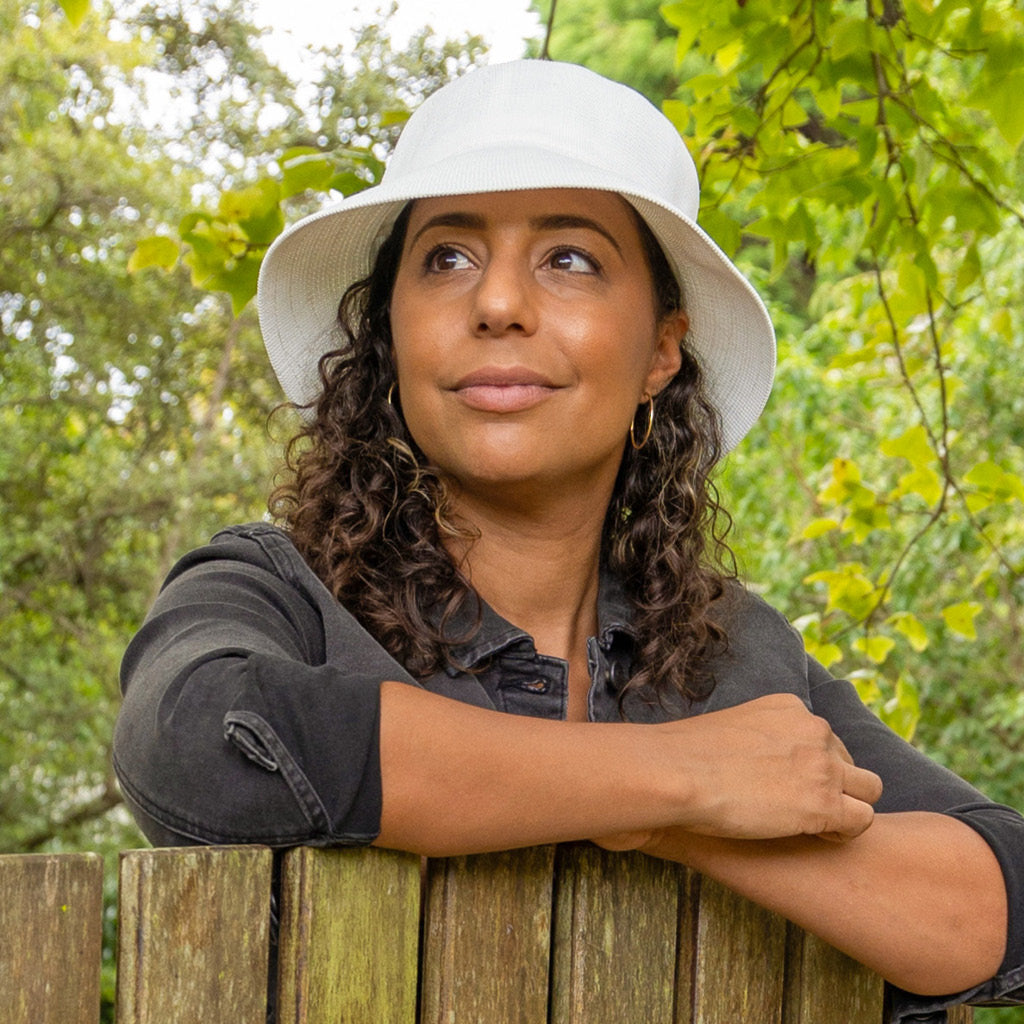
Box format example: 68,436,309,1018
258,148,774,452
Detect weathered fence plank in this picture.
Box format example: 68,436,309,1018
0,843,980,1023
116,845,273,1024
420,845,556,1024
692,875,788,1024
783,925,884,1024
275,845,421,1024
0,852,103,1024
550,843,691,1024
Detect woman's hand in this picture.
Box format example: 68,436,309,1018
595,693,882,851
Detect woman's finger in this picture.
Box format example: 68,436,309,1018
843,762,884,805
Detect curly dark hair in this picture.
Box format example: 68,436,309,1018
269,199,736,704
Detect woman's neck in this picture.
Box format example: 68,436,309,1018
446,487,608,666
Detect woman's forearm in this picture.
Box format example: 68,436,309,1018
376,686,881,855
638,812,1007,996
374,681,687,855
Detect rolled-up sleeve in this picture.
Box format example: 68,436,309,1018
807,658,1024,1020
114,524,418,847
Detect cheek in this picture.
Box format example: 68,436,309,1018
593,317,665,400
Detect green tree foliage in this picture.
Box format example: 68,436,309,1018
540,0,1024,813
531,0,678,100
131,7,486,313
0,0,484,858
650,0,1024,779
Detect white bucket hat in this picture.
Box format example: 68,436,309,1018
257,59,775,452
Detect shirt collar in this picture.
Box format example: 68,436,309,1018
442,565,636,675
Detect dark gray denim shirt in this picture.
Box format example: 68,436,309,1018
114,523,1024,1022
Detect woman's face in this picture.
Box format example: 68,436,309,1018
389,188,686,503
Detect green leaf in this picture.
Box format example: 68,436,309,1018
127,236,179,274
800,517,841,540
220,257,261,316
804,564,878,619
661,1,703,60
853,634,896,665
379,108,411,128
280,152,336,199
942,601,982,640
697,207,742,258
845,503,891,543
328,171,377,197
893,257,929,320
805,637,843,669
816,86,842,120
880,677,920,741
218,180,283,245
58,0,89,27
880,424,933,468
979,68,1024,149
828,15,870,62
887,611,929,653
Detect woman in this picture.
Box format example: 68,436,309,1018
114,61,1024,1018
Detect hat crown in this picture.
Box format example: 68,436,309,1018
384,61,700,219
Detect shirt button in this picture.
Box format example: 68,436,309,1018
609,661,630,688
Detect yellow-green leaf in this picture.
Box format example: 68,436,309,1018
964,461,1024,505
127,236,180,274
58,0,89,27
800,517,841,540
942,601,982,640
828,15,870,62
981,68,1024,149
845,502,891,543
804,564,878,618
850,670,882,707
880,424,933,468
379,108,411,128
805,638,843,669
698,208,742,258
887,611,929,653
893,466,944,506
992,308,1013,341
881,677,921,741
713,39,743,72
853,634,896,665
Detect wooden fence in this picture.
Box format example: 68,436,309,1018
1,842,973,1023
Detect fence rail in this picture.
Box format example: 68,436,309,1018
1,843,973,1023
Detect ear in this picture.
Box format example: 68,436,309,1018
644,309,688,397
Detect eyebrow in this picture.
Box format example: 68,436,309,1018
407,211,623,255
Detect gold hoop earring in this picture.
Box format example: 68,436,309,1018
386,383,397,406
630,395,655,450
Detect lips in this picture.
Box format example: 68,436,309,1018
450,366,560,413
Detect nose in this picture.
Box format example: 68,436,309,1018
470,253,538,337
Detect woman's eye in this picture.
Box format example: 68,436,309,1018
425,246,472,272
548,248,598,273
